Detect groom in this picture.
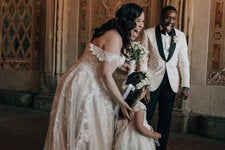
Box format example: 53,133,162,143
139,5,190,150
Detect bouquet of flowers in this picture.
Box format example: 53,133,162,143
127,41,146,75
127,41,146,61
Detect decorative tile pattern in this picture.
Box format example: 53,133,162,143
0,0,40,71
207,0,225,85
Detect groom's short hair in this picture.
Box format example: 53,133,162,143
161,5,177,19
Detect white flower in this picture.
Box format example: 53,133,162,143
122,72,151,91
127,41,146,61
135,72,151,89
172,35,178,43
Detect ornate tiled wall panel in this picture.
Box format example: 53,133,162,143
0,0,41,71
207,0,225,85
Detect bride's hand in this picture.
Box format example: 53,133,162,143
119,101,134,120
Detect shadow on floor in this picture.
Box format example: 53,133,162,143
0,104,224,150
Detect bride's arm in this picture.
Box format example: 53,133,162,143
101,61,133,120
97,30,133,120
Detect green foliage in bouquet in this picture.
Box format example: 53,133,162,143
128,41,146,61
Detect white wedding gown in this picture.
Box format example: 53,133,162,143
114,101,156,150
43,43,125,150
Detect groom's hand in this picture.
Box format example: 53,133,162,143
178,87,189,101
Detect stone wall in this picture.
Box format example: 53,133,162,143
190,0,225,117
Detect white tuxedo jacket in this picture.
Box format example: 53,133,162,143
140,26,190,93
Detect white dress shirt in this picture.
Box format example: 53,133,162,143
161,33,171,59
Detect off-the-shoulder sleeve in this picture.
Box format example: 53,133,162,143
133,102,146,112
90,43,121,62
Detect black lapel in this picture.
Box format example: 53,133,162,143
166,28,176,62
155,25,166,61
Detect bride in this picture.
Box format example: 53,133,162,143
43,3,144,150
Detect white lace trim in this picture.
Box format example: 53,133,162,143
90,43,121,62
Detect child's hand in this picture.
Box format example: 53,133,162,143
143,91,150,103
152,132,161,140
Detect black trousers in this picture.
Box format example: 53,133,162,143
146,73,176,150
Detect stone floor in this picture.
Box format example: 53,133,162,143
0,104,225,150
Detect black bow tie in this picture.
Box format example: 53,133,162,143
160,29,172,36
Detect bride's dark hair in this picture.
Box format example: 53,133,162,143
91,3,143,56
118,72,146,118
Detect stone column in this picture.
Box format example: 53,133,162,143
43,0,79,93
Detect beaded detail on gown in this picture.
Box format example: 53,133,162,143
43,43,125,150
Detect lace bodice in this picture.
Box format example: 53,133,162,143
81,43,125,72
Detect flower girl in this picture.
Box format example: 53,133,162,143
114,72,161,150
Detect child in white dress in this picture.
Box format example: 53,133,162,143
114,72,161,150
